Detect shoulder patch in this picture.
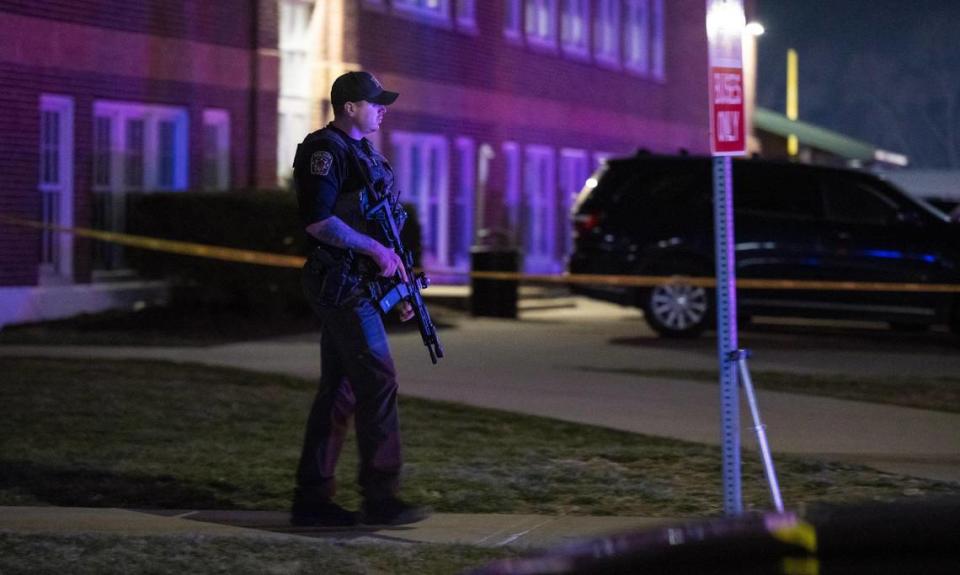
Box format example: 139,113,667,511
311,151,333,176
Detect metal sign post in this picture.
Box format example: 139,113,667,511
707,0,747,516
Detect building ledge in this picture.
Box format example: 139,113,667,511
0,281,168,329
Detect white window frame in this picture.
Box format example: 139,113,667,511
279,0,313,99
594,0,620,69
504,0,523,43
93,102,190,192
393,0,452,28
202,109,231,192
525,0,558,53
559,148,589,259
560,0,590,60
453,137,476,270
390,131,452,270
624,0,650,76
522,145,558,273
38,94,75,283
278,98,311,183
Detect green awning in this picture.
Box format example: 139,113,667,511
753,107,878,161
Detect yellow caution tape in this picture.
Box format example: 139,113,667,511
5,216,960,292
772,520,818,552
2,216,305,269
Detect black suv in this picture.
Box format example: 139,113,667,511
568,154,960,337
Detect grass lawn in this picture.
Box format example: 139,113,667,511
2,357,957,516
0,533,515,575
2,357,958,574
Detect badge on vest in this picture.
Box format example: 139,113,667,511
311,151,333,176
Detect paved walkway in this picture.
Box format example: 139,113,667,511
0,505,674,548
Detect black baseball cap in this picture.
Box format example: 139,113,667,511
331,71,399,107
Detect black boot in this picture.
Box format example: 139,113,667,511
291,491,360,527
361,497,430,526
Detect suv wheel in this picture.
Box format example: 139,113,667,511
643,281,711,338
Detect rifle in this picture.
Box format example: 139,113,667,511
365,195,444,364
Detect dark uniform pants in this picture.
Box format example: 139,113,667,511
296,258,402,501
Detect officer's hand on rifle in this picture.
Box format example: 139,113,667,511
370,243,408,282
398,301,414,322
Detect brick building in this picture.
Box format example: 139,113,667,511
1,0,728,325
0,1,278,325
282,0,716,277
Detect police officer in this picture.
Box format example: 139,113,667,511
290,71,427,527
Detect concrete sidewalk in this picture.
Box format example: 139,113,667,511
0,505,673,548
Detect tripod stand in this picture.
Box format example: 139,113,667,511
729,349,784,513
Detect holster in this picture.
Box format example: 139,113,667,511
307,246,364,308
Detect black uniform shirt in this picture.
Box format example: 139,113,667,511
293,124,396,250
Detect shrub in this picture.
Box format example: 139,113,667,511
125,191,421,315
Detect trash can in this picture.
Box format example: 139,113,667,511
470,243,520,318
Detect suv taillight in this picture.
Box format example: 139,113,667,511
574,212,601,236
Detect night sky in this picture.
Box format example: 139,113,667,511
755,0,960,168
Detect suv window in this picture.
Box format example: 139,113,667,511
733,163,820,219
611,168,709,228
822,176,898,225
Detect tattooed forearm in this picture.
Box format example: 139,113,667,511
306,216,381,256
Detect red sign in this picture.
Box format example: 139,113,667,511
709,66,746,155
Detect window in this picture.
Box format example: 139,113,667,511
279,0,312,98
390,131,452,269
594,0,620,68
523,145,558,273
394,0,451,26
455,0,477,32
504,0,522,42
124,119,145,190
202,109,231,191
278,99,310,183
39,94,75,282
651,0,665,80
822,178,898,226
93,116,111,189
560,0,589,59
525,0,558,51
502,141,521,241
453,137,476,269
624,0,650,75
733,166,820,219
92,101,188,269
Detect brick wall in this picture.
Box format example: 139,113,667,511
344,0,710,268
0,0,278,287
0,0,257,48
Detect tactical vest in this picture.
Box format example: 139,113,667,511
295,125,403,278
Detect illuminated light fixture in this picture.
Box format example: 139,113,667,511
584,177,599,189
874,149,909,167
745,21,765,36
706,0,746,42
